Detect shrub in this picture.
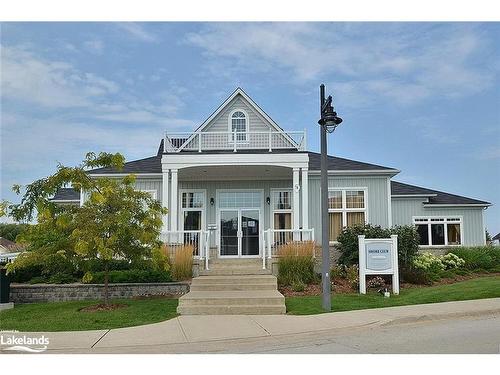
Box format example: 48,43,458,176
337,224,391,266
337,224,419,270
410,252,466,283
345,264,359,289
42,252,77,278
447,246,500,271
77,258,132,273
277,241,316,286
366,276,385,289
6,254,44,283
413,252,445,273
171,245,194,281
152,245,171,272
392,225,420,270
400,267,433,285
330,264,346,279
441,253,465,270
47,273,78,284
82,269,172,284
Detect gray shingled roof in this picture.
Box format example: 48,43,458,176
50,187,80,201
88,155,162,174
88,139,397,175
391,181,490,206
307,152,396,171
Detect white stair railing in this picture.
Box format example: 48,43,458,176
263,228,315,258
160,230,211,270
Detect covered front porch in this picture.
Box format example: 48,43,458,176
159,153,314,271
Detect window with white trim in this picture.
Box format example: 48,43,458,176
181,191,205,232
139,189,157,200
182,192,204,208
230,110,247,142
413,217,462,246
328,189,366,242
272,190,292,230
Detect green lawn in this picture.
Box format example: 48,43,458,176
0,297,178,332
286,276,500,315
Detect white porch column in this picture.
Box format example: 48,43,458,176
301,167,309,231
161,169,169,232
170,169,178,233
292,168,300,232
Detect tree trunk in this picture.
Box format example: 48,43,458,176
104,261,109,306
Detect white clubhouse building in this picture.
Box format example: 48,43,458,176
54,88,491,270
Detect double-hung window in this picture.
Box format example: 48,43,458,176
413,217,462,246
271,189,293,244
328,189,367,242
181,191,205,231
180,191,206,256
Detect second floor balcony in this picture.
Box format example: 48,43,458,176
164,129,307,153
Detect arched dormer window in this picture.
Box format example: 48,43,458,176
229,110,248,142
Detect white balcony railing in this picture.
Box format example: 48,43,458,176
164,130,306,153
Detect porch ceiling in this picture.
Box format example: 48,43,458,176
178,165,292,181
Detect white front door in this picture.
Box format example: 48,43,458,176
219,208,260,258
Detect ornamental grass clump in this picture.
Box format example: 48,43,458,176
448,246,500,271
171,244,194,281
277,241,316,286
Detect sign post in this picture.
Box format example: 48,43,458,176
358,235,399,295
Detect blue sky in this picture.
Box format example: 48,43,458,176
1,22,499,233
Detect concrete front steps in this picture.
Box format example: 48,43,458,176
178,263,286,315
198,258,271,276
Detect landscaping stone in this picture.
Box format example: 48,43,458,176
9,282,190,303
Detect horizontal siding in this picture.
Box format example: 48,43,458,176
308,175,390,246
391,197,485,246
135,179,162,202
204,95,270,133
179,180,292,230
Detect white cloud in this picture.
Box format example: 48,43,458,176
1,45,119,108
83,39,104,54
115,23,158,42
185,23,495,107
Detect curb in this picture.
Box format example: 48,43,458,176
381,308,500,327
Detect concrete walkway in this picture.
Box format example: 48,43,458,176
1,298,499,353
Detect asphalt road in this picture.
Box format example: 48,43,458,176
252,314,500,354
74,313,500,354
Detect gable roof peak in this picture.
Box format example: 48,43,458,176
190,86,285,136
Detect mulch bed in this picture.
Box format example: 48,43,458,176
279,283,322,297
79,303,128,312
279,278,357,297
279,272,500,297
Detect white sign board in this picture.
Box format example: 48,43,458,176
358,235,399,295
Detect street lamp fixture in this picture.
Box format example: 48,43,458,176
318,84,343,311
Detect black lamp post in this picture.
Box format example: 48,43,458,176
318,84,343,311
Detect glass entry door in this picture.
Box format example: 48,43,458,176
220,210,239,256
241,210,260,256
219,209,260,257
